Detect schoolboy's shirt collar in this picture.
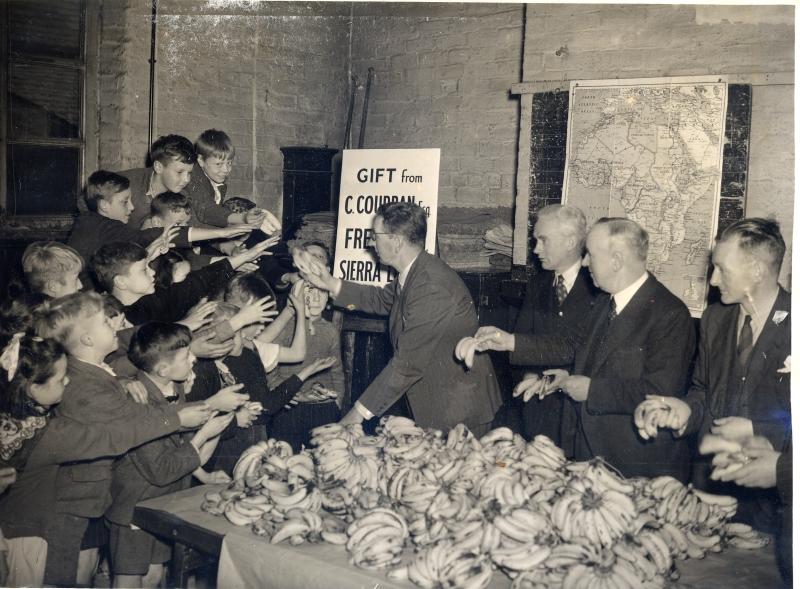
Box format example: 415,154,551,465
80,358,117,377
146,170,157,199
200,168,225,205
142,372,177,400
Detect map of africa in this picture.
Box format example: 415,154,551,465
562,78,728,317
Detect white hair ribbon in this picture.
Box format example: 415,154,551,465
0,333,24,382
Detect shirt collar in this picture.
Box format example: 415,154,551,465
738,288,780,343
612,272,649,314
397,253,421,289
145,170,157,198
81,358,117,377
143,373,177,400
555,259,582,294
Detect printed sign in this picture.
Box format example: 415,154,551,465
333,149,440,286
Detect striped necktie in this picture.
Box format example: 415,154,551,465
555,274,568,306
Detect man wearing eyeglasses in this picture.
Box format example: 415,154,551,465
294,201,502,435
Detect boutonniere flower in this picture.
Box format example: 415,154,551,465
772,310,788,325
777,355,791,374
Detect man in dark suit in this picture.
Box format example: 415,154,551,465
471,205,597,449
636,218,791,533
461,218,695,479
295,202,502,434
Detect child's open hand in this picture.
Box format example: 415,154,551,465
288,279,306,316
297,355,337,382
179,298,218,332
190,329,235,359
233,296,277,330
146,224,180,261
218,224,253,240
230,236,280,268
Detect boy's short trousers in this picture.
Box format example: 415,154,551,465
108,521,171,575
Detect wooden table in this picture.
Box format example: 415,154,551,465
133,485,785,589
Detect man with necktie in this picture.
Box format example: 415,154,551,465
460,218,695,480
295,202,502,435
464,205,597,450
635,218,791,536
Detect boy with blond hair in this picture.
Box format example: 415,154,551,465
21,241,84,299
183,129,280,234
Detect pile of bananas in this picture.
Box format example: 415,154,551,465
200,417,769,589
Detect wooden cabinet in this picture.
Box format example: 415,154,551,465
280,147,338,238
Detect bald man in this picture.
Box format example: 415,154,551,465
461,218,695,479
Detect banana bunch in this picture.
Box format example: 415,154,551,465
552,477,637,547
445,422,481,454
406,541,494,589
267,481,322,515
723,522,772,549
478,468,527,508
346,507,408,570
560,546,660,589
377,415,427,440
644,476,738,528
522,435,567,470
315,437,382,493
309,422,365,447
223,494,273,526
387,465,441,513
479,427,527,463
231,438,294,487
567,458,635,496
269,507,324,545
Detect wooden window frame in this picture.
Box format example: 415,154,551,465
0,0,98,229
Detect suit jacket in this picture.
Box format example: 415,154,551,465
335,251,502,431
0,406,179,540
106,372,199,525
119,167,156,229
684,288,792,452
52,357,182,518
182,162,231,227
514,273,696,480
511,267,598,448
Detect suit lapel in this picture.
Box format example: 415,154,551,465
588,276,655,373
742,288,792,401
576,294,612,373
389,253,424,345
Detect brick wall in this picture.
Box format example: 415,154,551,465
96,0,351,215
350,3,524,213
96,0,152,170
523,3,794,284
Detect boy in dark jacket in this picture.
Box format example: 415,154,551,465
106,322,232,588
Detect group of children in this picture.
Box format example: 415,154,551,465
0,129,345,587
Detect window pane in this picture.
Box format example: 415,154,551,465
9,63,81,140
9,0,83,60
7,144,80,215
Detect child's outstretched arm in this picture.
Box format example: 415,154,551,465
277,280,307,364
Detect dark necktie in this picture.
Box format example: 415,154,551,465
608,297,618,321
555,274,568,307
737,314,753,367
218,183,228,201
